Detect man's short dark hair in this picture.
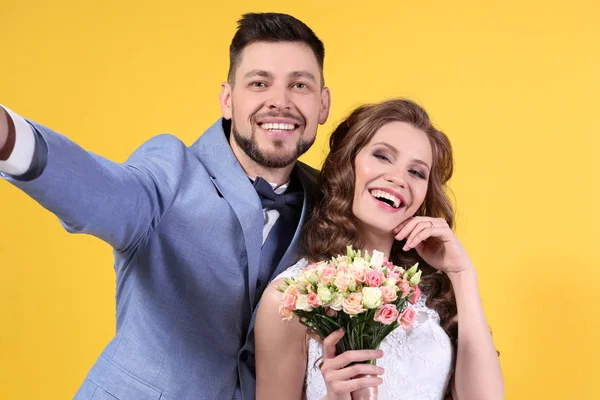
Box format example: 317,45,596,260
228,13,325,85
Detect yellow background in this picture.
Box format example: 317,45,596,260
1,0,598,399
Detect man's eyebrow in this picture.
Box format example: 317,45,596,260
289,70,317,82
242,70,317,83
243,70,273,79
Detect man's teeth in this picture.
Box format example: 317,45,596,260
370,189,401,208
261,123,295,131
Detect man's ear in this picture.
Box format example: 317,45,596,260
319,87,331,125
220,82,233,120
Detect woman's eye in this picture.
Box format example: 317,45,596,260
410,169,426,179
374,153,390,162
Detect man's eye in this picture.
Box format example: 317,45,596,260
293,82,308,89
250,82,267,88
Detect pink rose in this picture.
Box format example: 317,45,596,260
307,292,321,308
398,306,417,329
279,303,294,321
398,279,411,299
386,269,401,281
282,285,300,310
315,261,329,270
374,304,399,325
326,308,337,317
335,256,349,270
383,260,394,269
334,273,353,292
365,269,385,287
305,263,318,271
348,267,366,283
342,293,366,315
320,266,337,285
380,286,398,303
408,285,421,305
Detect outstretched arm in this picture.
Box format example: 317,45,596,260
0,106,186,252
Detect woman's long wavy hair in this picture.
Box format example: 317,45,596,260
302,98,458,349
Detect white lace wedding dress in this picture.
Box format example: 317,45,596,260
275,259,454,400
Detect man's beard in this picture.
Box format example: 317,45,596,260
231,119,314,169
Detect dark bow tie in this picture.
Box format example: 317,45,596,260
253,177,303,220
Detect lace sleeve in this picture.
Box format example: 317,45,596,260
271,258,309,282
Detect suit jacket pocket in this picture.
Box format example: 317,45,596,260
76,354,162,400
74,379,118,400
91,385,118,400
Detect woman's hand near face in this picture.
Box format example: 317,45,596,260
394,216,474,275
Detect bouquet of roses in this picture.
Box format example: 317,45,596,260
277,246,422,360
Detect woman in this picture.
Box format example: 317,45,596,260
255,99,504,400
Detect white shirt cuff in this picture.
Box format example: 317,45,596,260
0,105,35,176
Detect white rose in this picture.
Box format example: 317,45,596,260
370,250,385,269
382,278,397,287
329,292,344,311
317,284,332,304
362,287,383,309
352,258,369,269
295,295,313,312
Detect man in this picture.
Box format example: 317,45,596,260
0,12,330,400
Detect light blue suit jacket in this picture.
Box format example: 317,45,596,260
4,118,318,399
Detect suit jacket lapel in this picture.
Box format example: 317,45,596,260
191,120,263,307
191,120,319,311
270,163,318,280
245,162,318,337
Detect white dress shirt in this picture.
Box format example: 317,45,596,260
0,105,35,176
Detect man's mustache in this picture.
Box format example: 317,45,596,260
252,111,305,126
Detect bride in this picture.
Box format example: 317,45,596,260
254,99,504,400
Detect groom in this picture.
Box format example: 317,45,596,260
0,13,330,400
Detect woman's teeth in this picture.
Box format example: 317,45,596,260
370,189,401,208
